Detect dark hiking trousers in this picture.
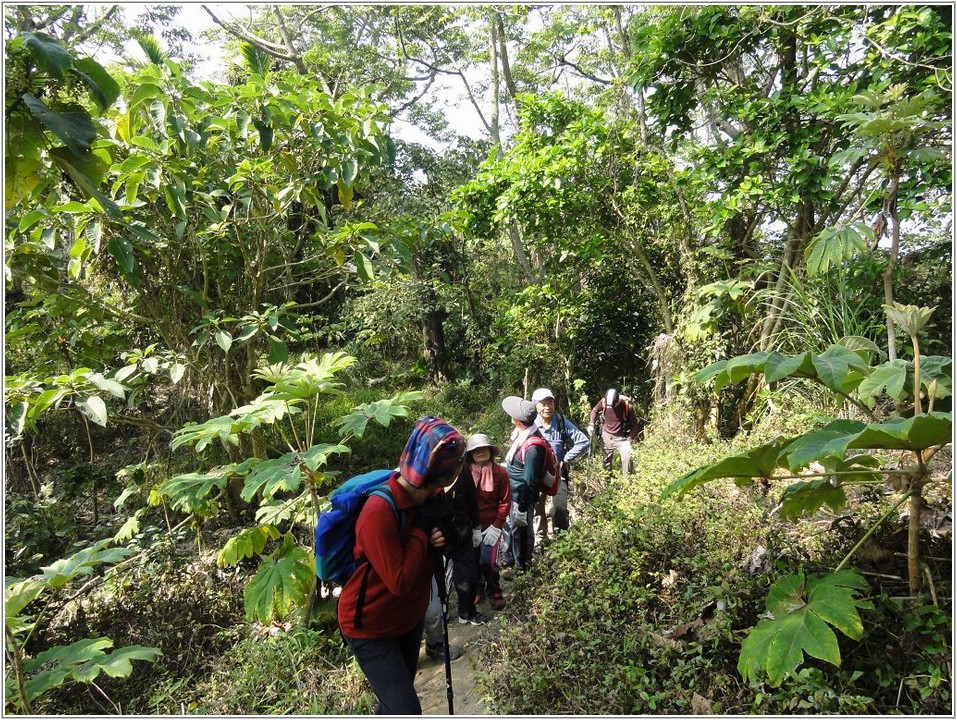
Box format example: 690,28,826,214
342,620,425,714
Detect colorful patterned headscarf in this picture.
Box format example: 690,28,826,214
399,416,465,488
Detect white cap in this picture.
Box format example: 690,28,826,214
531,388,554,404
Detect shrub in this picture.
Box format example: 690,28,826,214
176,627,371,714
477,427,952,714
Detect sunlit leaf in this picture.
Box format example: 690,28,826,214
217,524,281,567
241,451,302,501
661,437,791,499
76,395,108,427
244,534,313,622
738,570,870,687
40,540,132,588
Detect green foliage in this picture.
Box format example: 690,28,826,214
244,534,314,623
738,570,872,687
165,352,422,624
39,538,133,589
694,341,950,409
482,435,776,714
666,304,951,687
171,627,370,714
4,535,162,713
805,223,874,275
217,525,281,567
20,638,161,703
6,30,120,211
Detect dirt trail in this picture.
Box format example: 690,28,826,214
416,607,496,715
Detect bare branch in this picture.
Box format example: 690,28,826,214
291,282,347,310
271,6,307,74
201,5,292,58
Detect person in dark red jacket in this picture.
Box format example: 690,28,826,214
464,433,511,610
588,388,641,474
338,416,465,715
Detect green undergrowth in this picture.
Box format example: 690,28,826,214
173,627,370,714
478,428,952,714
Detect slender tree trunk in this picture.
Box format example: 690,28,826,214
488,16,501,148
5,627,33,714
883,172,901,361
412,253,449,383
487,10,534,281
629,235,674,334
907,488,921,595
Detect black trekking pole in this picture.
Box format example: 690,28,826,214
436,554,454,715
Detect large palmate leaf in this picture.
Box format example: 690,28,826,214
920,355,952,400
777,420,867,469
697,344,881,396
661,437,791,499
301,443,350,472
217,525,281,567
811,344,870,392
230,394,301,427
39,539,133,589
157,457,260,513
844,412,952,453
5,578,45,622
776,479,847,520
240,451,303,502
23,637,160,700
764,351,814,382
244,534,314,622
336,391,423,438
271,353,356,401
665,413,949,502
738,570,871,687
857,359,909,406
805,223,872,275
171,415,243,452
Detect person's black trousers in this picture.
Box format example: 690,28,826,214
342,620,425,714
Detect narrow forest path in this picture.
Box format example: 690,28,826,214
416,618,490,715
416,595,501,715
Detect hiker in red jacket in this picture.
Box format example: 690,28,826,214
338,416,465,715
588,388,641,474
464,433,511,611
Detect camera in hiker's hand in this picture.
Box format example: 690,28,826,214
414,493,457,550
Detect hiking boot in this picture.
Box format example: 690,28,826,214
488,594,506,611
458,611,488,626
425,642,463,661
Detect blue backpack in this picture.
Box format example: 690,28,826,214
314,469,406,585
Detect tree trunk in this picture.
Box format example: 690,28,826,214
487,10,534,282
420,296,449,384
907,489,921,596
412,253,449,383
883,172,901,361
630,240,674,334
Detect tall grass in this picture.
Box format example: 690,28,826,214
755,264,886,355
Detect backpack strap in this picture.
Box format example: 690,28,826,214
354,487,404,630
556,413,571,451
